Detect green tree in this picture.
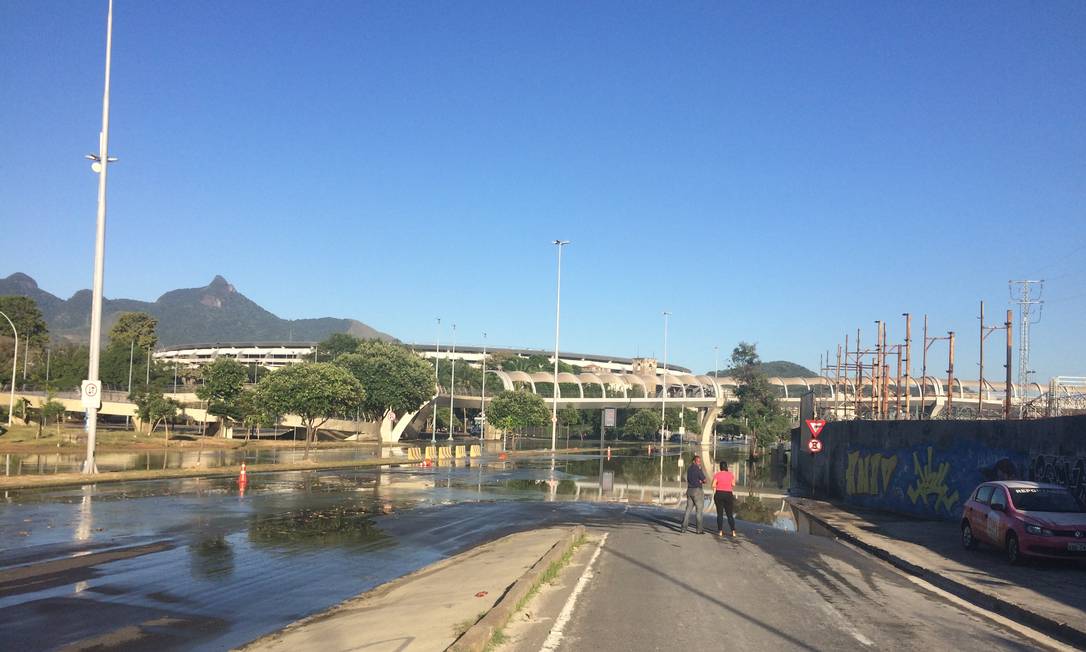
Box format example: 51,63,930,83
318,333,362,360
196,357,249,430
334,340,434,421
238,388,275,440
723,342,790,449
41,399,66,439
107,312,159,350
665,407,700,434
0,296,49,386
623,409,661,438
100,312,159,388
130,386,182,435
31,342,88,391
254,362,364,458
487,390,550,433
0,296,49,346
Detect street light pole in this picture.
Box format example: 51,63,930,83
126,338,134,429
448,324,456,441
82,0,117,474
0,311,18,427
432,317,440,445
480,331,486,448
661,311,670,451
550,239,570,451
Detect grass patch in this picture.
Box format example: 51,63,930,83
486,533,588,651
454,613,487,638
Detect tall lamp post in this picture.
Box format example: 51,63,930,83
550,240,570,451
432,317,441,445
448,323,456,441
83,0,117,474
660,311,671,452
0,311,17,427
480,331,487,448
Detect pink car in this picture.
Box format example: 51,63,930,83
961,480,1086,564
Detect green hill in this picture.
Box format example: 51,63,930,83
713,360,817,378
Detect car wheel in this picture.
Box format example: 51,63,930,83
1006,532,1022,565
961,521,977,550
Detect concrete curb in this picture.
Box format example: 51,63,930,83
788,498,1086,649
448,525,586,652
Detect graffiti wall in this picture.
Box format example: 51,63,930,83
792,415,1086,521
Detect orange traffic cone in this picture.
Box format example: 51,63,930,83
238,462,248,487
606,446,612,461
499,452,508,461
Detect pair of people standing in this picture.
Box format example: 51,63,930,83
680,455,737,538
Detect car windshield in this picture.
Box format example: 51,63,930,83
1010,488,1085,513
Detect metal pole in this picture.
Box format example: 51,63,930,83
45,347,51,385
126,338,134,428
22,333,29,381
947,331,955,419
480,331,486,447
1005,309,1013,420
873,321,881,418
0,311,17,426
895,346,902,419
83,0,115,474
839,337,846,418
448,324,456,441
661,311,670,450
551,240,569,451
145,347,151,385
127,339,135,394
978,301,985,417
854,329,861,417
432,317,440,445
903,313,911,419
920,315,928,420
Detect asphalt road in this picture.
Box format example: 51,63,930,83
547,510,1047,651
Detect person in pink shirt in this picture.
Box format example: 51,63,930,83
711,461,737,537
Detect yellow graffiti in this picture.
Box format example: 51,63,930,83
907,447,960,513
846,451,898,496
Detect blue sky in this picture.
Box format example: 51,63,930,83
2,1,1084,379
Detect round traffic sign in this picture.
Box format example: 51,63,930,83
807,438,823,453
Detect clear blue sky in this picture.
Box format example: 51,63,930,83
3,1,1084,379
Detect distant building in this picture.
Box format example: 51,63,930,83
155,341,692,375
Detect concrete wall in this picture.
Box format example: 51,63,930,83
791,415,1086,521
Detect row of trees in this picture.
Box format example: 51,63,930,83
0,298,792,449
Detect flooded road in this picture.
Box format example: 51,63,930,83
0,444,790,651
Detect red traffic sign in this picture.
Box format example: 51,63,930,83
805,419,826,438
807,438,823,454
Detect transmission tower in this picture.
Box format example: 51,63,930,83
1010,279,1044,416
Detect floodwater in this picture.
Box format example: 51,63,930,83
0,444,382,476
0,443,792,651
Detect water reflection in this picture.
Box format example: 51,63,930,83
75,485,93,541
0,445,384,476
189,535,236,580
248,504,391,550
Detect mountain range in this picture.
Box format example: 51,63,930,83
0,272,394,347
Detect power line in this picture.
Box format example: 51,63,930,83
1010,279,1044,417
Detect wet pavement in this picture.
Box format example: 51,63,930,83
0,445,789,651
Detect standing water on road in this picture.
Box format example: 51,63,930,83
0,442,790,650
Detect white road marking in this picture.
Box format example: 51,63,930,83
539,533,609,652
899,573,1074,652
834,538,1075,652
